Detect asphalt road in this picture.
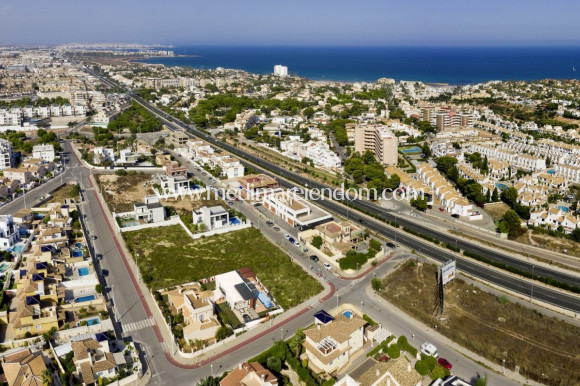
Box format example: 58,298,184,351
123,96,580,313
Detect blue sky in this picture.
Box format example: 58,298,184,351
1,0,580,46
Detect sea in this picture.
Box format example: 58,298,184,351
137,46,580,85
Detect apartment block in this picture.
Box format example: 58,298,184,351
353,124,398,165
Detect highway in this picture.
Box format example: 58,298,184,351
115,89,580,313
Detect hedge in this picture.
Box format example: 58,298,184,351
367,335,394,357
403,227,440,244
363,314,376,326
415,360,429,376
397,335,418,356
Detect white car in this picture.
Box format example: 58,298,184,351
420,342,439,358
294,241,301,247
284,234,291,239
323,262,331,270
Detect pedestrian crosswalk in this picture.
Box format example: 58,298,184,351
160,341,169,351
122,317,156,333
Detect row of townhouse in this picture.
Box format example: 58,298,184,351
179,139,245,179
384,166,433,202
281,136,342,170
467,143,546,171
416,163,473,216
555,163,580,183
530,206,578,233
512,174,566,208
0,104,86,125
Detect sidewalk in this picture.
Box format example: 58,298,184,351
86,172,336,368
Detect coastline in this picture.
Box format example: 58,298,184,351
133,45,580,86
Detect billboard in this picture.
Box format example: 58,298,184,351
440,260,456,285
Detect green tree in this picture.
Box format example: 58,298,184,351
387,343,400,359
572,227,580,242
311,236,323,249
491,187,499,202
410,197,428,211
499,210,523,237
95,284,104,294
371,278,382,292
215,326,233,341
501,187,519,209
42,369,53,386
430,365,446,381
415,360,429,376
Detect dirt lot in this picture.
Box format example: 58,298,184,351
484,202,510,221
518,231,580,257
96,174,153,213
380,260,580,386
46,184,80,204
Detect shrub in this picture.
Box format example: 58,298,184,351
369,238,382,251
415,360,429,376
397,335,408,347
475,375,488,386
311,236,323,249
267,356,282,373
422,354,438,371
215,326,233,341
387,343,400,359
363,314,376,326
431,365,447,380
496,295,509,304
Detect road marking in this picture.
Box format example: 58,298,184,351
160,341,169,351
122,317,156,333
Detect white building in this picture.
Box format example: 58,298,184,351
273,65,288,77
0,215,20,250
32,143,55,162
0,139,14,170
354,124,398,166
134,195,165,223
193,205,229,230
262,190,332,229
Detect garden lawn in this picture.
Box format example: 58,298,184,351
123,226,322,309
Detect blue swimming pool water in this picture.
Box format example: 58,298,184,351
229,217,241,225
75,295,95,303
343,310,353,318
78,267,89,276
34,214,45,220
78,317,100,327
12,245,24,253
400,146,422,154
72,249,83,258
0,263,10,272
558,206,569,212
495,183,508,191
75,242,83,248
547,169,556,175
122,221,141,228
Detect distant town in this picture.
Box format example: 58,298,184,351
0,45,577,386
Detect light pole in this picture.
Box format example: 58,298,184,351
394,212,398,243
280,328,283,342
336,294,339,309
211,363,213,378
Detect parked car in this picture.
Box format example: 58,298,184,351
227,201,234,205
102,269,109,277
420,342,439,358
96,254,103,260
379,355,390,363
323,262,331,270
288,237,296,244
266,220,274,226
438,358,452,370
273,226,280,232
294,241,300,247
91,235,97,240
386,242,396,249
284,234,291,239
439,207,445,212
451,213,460,218
309,255,319,262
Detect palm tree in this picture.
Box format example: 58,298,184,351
193,339,204,351
41,369,53,386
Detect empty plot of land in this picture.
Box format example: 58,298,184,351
379,260,580,386
123,226,323,309
96,174,153,212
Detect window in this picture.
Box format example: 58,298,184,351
36,325,42,330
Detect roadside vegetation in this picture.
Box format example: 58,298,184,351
378,260,580,385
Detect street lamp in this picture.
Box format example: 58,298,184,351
211,363,214,378
336,294,339,309
111,285,118,319
280,328,283,342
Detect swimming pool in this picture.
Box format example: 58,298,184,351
0,262,11,273
558,206,569,212
78,267,89,276
547,169,556,175
75,242,84,248
12,245,24,253
495,183,508,191
78,317,100,327
122,221,141,228
75,295,96,303
343,310,353,318
230,217,241,225
400,146,422,154
72,249,83,258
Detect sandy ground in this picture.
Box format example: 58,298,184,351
97,174,154,213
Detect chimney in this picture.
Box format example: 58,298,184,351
317,324,321,330
375,369,380,377
261,374,266,381
407,363,411,372
239,363,243,370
